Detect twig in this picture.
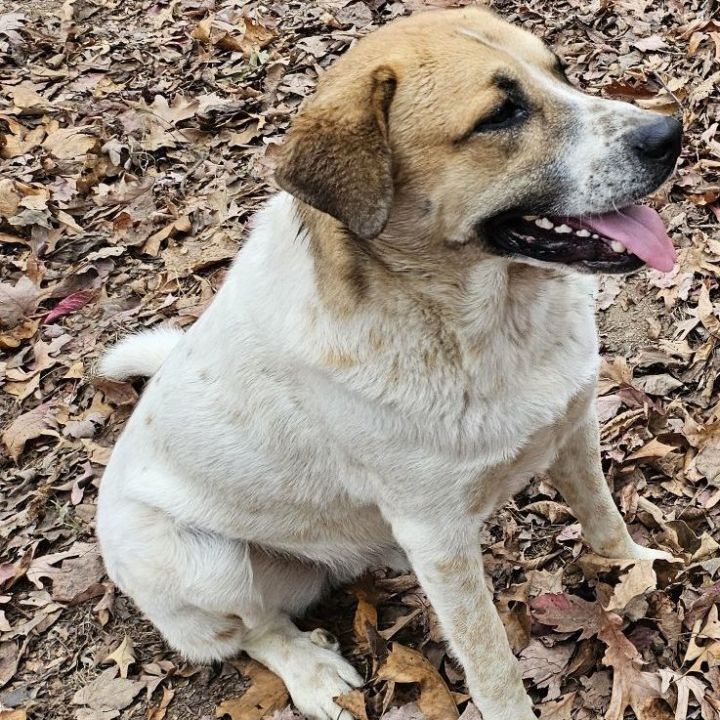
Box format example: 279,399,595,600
651,69,684,113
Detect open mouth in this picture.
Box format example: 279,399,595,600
486,205,676,274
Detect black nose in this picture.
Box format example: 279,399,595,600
630,116,682,163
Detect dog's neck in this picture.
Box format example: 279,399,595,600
292,196,572,320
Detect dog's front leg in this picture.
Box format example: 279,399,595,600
549,409,671,561
392,518,536,720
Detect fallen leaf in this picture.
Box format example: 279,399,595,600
42,127,98,160
51,552,105,604
352,581,379,650
72,667,144,712
537,693,576,720
523,500,573,523
377,643,459,720
0,275,43,329
605,561,657,613
102,636,135,679
0,711,27,720
520,640,574,700
44,290,96,324
632,35,668,52
2,401,59,462
7,83,49,113
336,689,369,720
0,178,21,218
684,605,720,672
0,12,27,45
634,374,684,395
661,670,715,720
380,704,426,720
626,438,678,462
142,215,193,256
0,641,20,689
530,593,604,639
147,686,174,720
600,612,671,720
216,661,288,720
161,231,238,277
597,275,622,310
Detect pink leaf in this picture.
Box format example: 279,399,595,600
44,290,94,324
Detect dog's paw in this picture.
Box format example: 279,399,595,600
285,637,363,720
617,542,677,563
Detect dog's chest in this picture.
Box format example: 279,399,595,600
308,272,599,478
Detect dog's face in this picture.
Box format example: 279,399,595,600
276,8,680,274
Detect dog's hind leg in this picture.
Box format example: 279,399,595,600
98,498,362,719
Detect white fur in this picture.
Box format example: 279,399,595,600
98,326,184,380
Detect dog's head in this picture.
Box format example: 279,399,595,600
275,8,680,274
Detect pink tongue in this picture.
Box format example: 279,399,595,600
569,206,676,272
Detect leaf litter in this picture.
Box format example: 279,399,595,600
1,0,720,718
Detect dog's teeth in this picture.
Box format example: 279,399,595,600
522,215,537,221
610,240,627,253
591,233,599,239
555,224,572,234
576,229,590,237
535,217,554,230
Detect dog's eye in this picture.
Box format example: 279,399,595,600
473,99,526,133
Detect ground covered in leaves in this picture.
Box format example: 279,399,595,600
1,0,720,718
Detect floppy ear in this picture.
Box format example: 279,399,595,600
274,66,397,240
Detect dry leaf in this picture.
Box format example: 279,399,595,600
634,374,683,395
0,711,27,720
44,290,95,324
600,612,671,720
537,694,575,720
7,83,49,113
161,231,238,277
147,687,174,720
2,401,59,462
604,561,657,612
0,641,20,689
352,581,379,650
72,667,144,712
626,438,678,461
380,704,426,720
530,593,604,639
51,551,106,603
215,661,288,720
684,605,720,672
0,275,43,329
42,128,98,160
143,215,193,256
377,644,458,720
102,636,135,679
520,640,574,700
336,689,369,720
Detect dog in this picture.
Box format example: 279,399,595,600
96,7,681,719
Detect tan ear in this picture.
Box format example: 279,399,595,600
274,66,397,240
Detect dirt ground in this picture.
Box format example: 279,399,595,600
2,1,720,719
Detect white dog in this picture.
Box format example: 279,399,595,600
97,8,680,719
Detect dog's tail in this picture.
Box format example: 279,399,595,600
98,326,184,380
